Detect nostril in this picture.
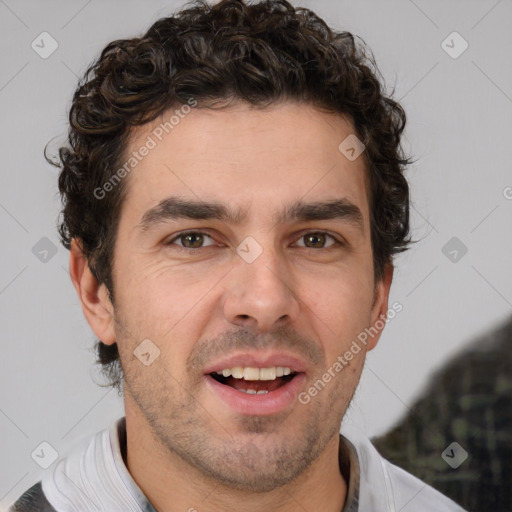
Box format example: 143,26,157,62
231,314,258,328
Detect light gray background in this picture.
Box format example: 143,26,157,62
1,0,511,507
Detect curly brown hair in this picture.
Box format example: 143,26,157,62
49,0,412,393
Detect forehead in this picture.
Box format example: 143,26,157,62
118,102,370,227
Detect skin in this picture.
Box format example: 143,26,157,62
70,101,393,512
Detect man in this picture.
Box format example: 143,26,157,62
9,0,466,510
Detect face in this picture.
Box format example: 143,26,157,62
82,101,392,492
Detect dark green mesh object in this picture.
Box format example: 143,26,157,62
372,316,512,511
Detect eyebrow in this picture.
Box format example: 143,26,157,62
137,196,364,233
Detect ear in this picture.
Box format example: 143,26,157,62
69,238,116,345
366,263,394,351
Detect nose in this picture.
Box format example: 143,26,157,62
222,245,300,332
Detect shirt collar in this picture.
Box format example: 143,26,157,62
111,417,157,512
339,433,360,511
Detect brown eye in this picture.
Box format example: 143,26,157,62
305,233,326,248
296,232,338,249
166,231,216,249
181,232,204,248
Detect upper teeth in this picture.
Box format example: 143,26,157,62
216,366,293,380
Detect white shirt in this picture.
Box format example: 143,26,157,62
9,417,467,512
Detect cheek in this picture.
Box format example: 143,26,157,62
298,265,375,385
301,264,374,333
114,257,221,348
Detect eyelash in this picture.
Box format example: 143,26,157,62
165,230,343,252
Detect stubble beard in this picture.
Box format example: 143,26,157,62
122,359,350,493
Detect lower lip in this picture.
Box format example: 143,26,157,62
204,373,307,416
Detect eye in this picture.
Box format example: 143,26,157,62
164,230,341,252
295,231,340,249
165,231,217,250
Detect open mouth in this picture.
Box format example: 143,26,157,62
208,367,299,395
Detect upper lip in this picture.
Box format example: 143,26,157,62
203,352,308,375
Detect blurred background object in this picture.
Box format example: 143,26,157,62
373,316,512,511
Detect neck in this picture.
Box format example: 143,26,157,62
124,409,348,512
